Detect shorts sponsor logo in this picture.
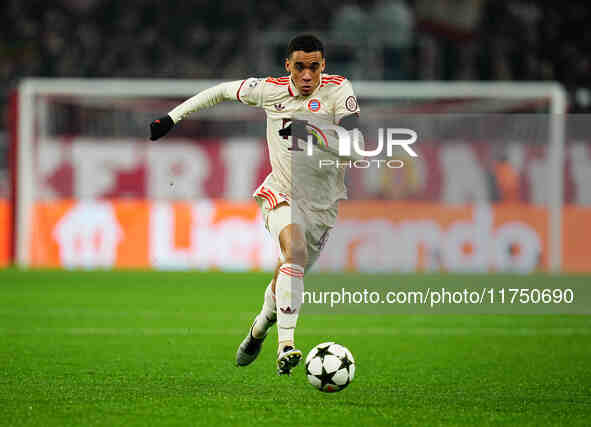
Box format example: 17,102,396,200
318,229,330,250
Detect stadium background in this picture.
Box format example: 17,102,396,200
1,0,591,272
1,2,591,426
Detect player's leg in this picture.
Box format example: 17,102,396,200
248,259,284,340
250,223,310,342
275,222,307,344
274,222,331,368
236,206,282,367
237,201,308,373
235,273,278,367
252,221,317,341
274,213,308,375
304,223,331,272
236,202,294,367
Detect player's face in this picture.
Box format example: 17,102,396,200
285,51,325,96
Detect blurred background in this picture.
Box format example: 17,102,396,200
1,0,590,108
1,0,590,272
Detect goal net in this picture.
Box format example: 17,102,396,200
12,79,568,272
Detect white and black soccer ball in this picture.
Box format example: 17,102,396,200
305,342,355,392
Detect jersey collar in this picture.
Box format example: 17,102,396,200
288,78,298,97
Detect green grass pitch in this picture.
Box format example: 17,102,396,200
1,270,590,426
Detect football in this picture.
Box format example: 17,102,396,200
305,342,355,392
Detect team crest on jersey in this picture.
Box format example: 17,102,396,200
307,99,321,112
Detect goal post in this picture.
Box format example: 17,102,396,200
14,78,567,271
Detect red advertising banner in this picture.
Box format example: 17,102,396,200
27,200,591,273
562,206,591,273
0,200,9,267
33,137,591,205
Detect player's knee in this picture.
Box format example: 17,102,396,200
279,223,307,267
283,240,308,267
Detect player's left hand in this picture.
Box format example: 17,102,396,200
150,115,174,140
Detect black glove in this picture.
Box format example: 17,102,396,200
278,119,308,141
150,115,174,140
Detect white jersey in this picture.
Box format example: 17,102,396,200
237,74,361,220
168,73,360,226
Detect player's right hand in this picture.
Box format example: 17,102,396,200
150,115,174,140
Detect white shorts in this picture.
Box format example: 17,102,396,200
254,186,333,271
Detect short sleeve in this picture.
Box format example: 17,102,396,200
334,80,360,124
236,77,266,107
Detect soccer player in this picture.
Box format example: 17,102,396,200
150,34,361,375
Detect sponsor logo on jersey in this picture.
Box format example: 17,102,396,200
308,99,321,112
345,95,358,112
274,103,286,111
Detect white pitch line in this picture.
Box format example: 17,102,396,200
0,327,590,336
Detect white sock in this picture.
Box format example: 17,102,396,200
252,282,277,339
275,263,305,345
